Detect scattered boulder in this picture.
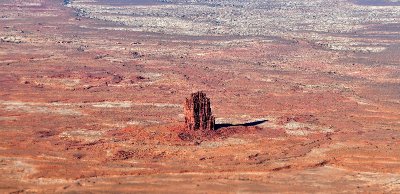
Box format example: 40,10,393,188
111,74,123,84
77,45,88,52
0,36,23,43
130,51,143,58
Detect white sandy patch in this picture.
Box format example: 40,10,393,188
284,121,334,136
33,178,72,185
200,138,247,148
348,96,371,106
90,101,181,108
285,121,308,130
91,101,132,108
214,117,235,124
101,122,127,128
37,154,67,161
20,76,81,89
141,72,162,79
59,129,104,142
138,102,182,108
285,129,312,136
0,158,38,182
126,120,160,126
1,101,82,115
0,116,18,121
0,100,181,112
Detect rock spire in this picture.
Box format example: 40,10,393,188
184,91,215,131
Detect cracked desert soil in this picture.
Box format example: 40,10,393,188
0,0,399,193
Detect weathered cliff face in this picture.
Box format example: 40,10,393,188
184,91,215,131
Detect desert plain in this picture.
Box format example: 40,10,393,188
0,0,400,193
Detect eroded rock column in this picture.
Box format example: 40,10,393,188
184,91,215,131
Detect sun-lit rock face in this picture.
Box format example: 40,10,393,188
184,91,215,131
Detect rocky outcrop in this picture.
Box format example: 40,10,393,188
184,91,215,131
0,36,23,43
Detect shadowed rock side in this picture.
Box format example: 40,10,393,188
184,91,215,131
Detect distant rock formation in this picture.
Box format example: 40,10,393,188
184,91,215,131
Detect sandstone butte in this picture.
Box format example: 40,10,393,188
184,91,215,132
